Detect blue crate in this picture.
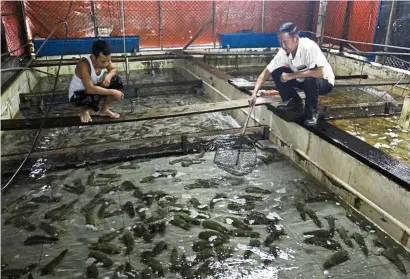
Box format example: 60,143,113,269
33,36,139,57
219,32,308,48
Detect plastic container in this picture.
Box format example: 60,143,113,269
218,32,308,48
33,36,139,57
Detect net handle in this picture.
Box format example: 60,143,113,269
241,103,255,135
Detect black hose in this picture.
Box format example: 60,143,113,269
1,1,73,192
1,41,32,57
1,67,58,77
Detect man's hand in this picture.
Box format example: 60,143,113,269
100,75,112,87
248,95,257,107
110,89,124,100
280,72,294,83
248,90,261,106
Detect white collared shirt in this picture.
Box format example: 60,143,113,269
266,37,335,85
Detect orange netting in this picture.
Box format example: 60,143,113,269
1,0,381,54
312,0,380,51
22,0,316,48
1,1,25,56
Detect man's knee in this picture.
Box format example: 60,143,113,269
304,78,333,95
303,78,319,89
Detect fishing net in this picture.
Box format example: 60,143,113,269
213,104,257,176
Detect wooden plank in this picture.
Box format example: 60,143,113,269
229,78,410,90
1,126,268,175
1,98,272,131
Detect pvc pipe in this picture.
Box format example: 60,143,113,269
334,51,410,56
302,30,410,52
261,0,266,33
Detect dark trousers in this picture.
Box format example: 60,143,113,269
271,67,333,114
70,75,123,111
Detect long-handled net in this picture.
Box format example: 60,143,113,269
213,104,257,176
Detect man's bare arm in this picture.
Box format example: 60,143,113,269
76,61,114,96
251,68,271,97
287,67,324,80
104,61,117,80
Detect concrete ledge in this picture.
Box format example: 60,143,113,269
1,70,39,120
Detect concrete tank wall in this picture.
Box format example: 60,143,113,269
176,57,410,248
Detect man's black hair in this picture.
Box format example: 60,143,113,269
278,22,299,36
92,40,111,57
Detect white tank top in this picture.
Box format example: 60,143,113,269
68,56,107,99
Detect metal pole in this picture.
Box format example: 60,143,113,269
306,1,315,39
339,0,352,52
384,0,397,52
261,0,266,33
399,96,410,130
316,0,328,48
302,30,410,51
18,0,29,54
1,21,9,55
1,12,21,16
120,0,128,74
334,51,410,56
377,0,397,64
121,0,126,54
320,0,328,48
159,0,163,50
212,0,216,48
183,20,212,50
91,0,98,37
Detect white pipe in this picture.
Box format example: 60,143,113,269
384,0,397,52
120,0,128,74
294,148,410,236
121,0,126,55
261,0,266,33
302,30,410,52
316,0,328,48
125,57,129,75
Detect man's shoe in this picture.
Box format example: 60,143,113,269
277,98,303,113
304,113,318,126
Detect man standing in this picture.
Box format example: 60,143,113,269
249,22,334,126
68,40,124,123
